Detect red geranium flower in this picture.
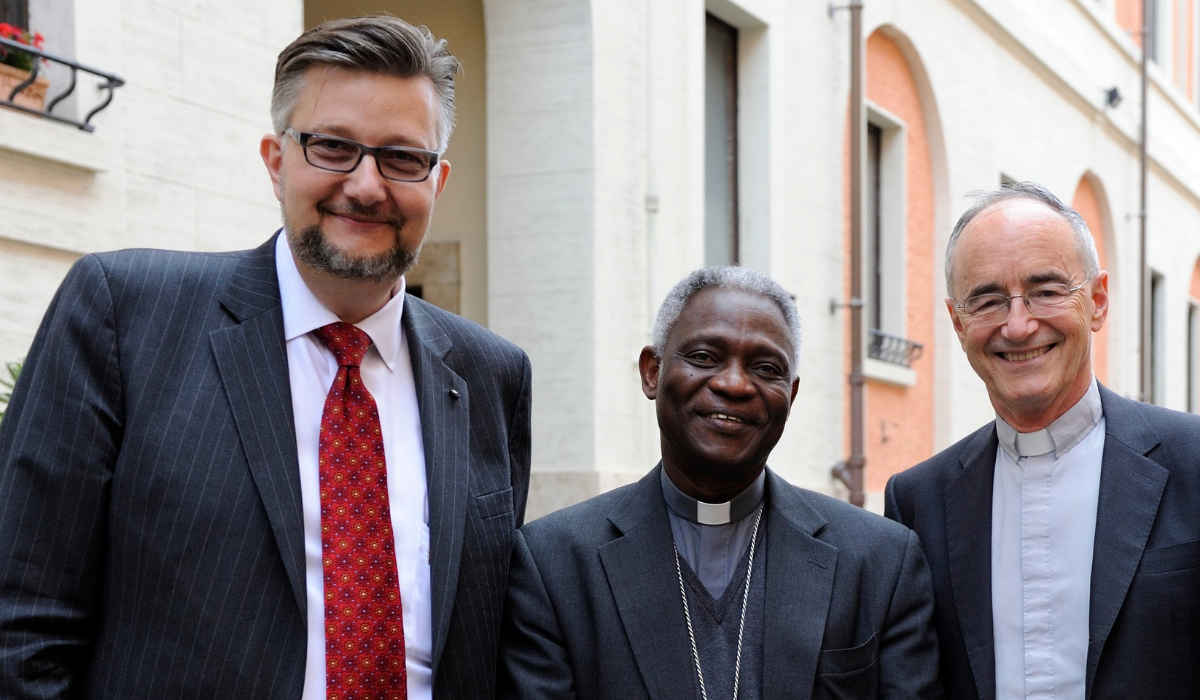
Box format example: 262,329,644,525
0,23,44,72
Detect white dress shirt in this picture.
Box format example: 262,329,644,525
991,378,1104,700
275,235,432,700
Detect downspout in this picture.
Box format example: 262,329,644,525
830,0,866,507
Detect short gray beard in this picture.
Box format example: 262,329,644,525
283,205,422,284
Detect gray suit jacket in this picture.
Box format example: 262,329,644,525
498,466,942,700
0,235,532,698
885,385,1200,700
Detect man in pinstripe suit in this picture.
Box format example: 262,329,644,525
0,17,531,699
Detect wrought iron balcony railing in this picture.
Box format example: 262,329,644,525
867,328,924,367
0,35,124,132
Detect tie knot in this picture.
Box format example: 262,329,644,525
313,322,371,368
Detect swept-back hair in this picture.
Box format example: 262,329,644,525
270,15,461,151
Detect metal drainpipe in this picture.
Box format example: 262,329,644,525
1139,0,1150,403
830,0,866,507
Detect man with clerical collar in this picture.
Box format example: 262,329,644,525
498,267,943,699
886,181,1200,700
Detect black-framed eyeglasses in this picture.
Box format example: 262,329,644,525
284,128,440,183
952,279,1090,325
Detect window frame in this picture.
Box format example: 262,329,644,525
0,0,29,28
703,12,739,268
1150,270,1166,405
1188,300,1199,412
863,102,908,340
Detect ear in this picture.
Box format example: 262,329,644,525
946,298,967,350
787,376,799,415
433,160,451,200
1088,270,1109,332
261,133,284,201
638,346,661,400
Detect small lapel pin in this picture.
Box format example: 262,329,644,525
448,389,460,400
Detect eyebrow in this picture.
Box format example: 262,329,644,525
675,335,729,352
677,334,791,360
964,282,1004,298
306,125,431,150
1026,271,1071,285
305,124,354,138
964,270,1073,298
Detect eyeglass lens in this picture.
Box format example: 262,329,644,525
302,134,434,182
963,283,1078,321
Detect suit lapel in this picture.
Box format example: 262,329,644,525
944,426,999,700
402,299,470,672
210,235,307,623
1085,387,1167,697
598,467,698,700
762,472,837,700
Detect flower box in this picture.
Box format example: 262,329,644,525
0,61,49,110
0,23,48,111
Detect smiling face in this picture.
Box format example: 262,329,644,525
640,286,800,500
260,66,450,283
947,198,1108,430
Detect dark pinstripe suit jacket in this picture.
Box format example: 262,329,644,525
0,236,532,699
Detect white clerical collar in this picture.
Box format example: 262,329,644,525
275,231,406,371
995,378,1103,460
660,467,766,525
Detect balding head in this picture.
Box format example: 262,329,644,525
945,182,1099,299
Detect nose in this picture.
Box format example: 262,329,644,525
341,154,389,205
709,361,756,399
999,295,1039,341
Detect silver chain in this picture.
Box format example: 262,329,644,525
673,503,765,700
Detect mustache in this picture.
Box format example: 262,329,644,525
319,201,402,227
290,225,421,283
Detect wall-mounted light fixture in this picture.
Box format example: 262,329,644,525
1106,87,1123,108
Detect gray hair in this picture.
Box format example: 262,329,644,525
651,267,803,377
270,16,461,152
945,181,1100,297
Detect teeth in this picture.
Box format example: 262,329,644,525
711,413,744,423
1003,346,1050,362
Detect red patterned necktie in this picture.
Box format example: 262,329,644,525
314,322,407,700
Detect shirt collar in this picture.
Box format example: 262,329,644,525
275,232,406,371
660,467,766,526
995,377,1103,460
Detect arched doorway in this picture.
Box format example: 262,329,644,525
843,26,940,507
1070,174,1114,385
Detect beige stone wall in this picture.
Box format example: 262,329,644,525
0,0,301,365
0,238,77,363
407,242,462,315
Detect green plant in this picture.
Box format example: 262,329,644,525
0,24,44,72
0,360,21,424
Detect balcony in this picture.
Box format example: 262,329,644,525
867,328,924,367
0,35,123,132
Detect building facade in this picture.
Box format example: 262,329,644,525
2,0,1199,516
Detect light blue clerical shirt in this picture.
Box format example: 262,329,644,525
991,378,1105,700
661,468,766,599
